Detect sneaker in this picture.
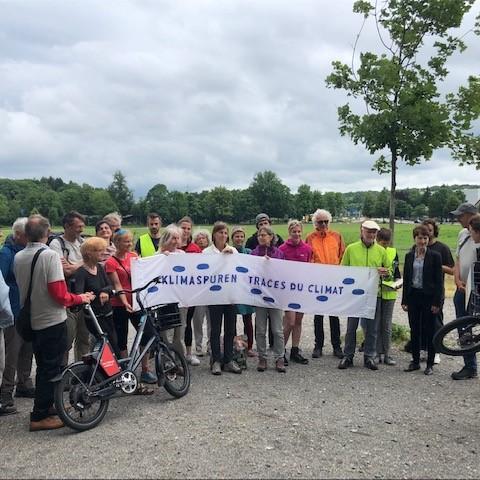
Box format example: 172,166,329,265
186,354,200,366
424,366,434,376
290,349,309,365
195,346,204,357
0,393,14,408
364,357,378,371
224,361,242,374
312,348,322,358
451,367,478,380
338,357,353,369
433,354,441,365
275,358,286,373
333,347,344,359
384,356,396,366
404,362,420,372
211,361,222,375
0,403,17,416
140,371,158,384
29,415,64,432
257,358,267,372
15,386,36,398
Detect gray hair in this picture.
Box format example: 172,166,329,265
25,214,50,242
12,217,28,235
159,224,183,251
103,212,122,226
192,229,211,246
312,209,332,224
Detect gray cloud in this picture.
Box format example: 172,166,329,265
0,0,478,198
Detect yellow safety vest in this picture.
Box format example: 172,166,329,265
139,234,158,258
381,247,399,300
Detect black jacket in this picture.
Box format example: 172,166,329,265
402,247,443,307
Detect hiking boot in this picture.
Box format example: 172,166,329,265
257,358,267,372
312,348,322,358
0,403,17,416
290,348,308,365
211,361,222,375
333,347,344,359
451,367,478,380
364,357,378,371
275,358,286,373
338,357,353,369
29,415,64,432
404,362,420,372
224,361,242,374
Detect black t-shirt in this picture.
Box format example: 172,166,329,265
429,241,454,272
134,236,160,256
73,264,113,317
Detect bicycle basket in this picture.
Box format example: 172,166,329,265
150,303,182,331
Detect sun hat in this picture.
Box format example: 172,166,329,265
361,220,381,230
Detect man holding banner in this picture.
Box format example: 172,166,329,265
339,220,389,371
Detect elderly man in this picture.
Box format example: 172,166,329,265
49,211,89,362
450,203,479,380
339,220,389,371
307,209,345,358
0,217,35,413
15,215,94,431
0,266,14,415
135,213,162,257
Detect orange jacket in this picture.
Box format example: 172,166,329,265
306,230,345,265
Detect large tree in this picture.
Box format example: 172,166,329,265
326,0,480,237
108,171,134,216
249,170,291,219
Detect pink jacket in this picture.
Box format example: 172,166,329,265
278,239,312,263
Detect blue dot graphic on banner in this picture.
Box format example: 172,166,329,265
352,289,365,295
236,266,249,273
173,265,185,272
316,295,329,302
148,286,159,293
342,277,355,285
263,297,275,303
251,288,262,295
197,263,209,270
288,303,301,310
210,285,222,291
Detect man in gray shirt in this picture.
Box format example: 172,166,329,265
15,214,93,431
0,265,14,415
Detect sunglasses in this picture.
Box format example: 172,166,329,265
315,220,329,225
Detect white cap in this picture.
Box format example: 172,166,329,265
361,220,380,230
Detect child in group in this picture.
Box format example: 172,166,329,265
250,225,286,373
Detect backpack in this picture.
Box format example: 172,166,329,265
46,233,70,260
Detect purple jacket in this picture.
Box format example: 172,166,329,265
278,239,312,263
250,245,285,259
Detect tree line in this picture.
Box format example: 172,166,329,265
0,170,471,226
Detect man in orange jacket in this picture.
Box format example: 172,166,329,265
306,209,345,359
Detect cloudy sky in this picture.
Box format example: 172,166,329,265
1,0,479,198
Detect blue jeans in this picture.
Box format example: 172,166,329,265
454,288,477,371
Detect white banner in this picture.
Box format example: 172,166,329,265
131,253,380,318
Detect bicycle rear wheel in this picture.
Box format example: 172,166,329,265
54,364,110,431
433,316,480,356
156,345,190,398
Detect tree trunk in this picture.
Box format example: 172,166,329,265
389,150,397,242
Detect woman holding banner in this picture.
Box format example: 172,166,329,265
279,220,312,365
204,222,242,375
251,225,287,373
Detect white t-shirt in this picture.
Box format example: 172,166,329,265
14,243,67,330
49,235,83,264
457,229,480,282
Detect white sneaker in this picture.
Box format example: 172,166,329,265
186,354,200,366
434,353,441,365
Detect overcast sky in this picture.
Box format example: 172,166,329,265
0,0,479,198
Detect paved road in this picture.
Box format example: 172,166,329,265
1,302,479,479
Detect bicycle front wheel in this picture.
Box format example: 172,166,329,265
433,316,480,356
54,363,109,431
156,345,190,398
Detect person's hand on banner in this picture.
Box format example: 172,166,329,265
221,246,235,254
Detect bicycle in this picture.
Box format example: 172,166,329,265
53,276,190,431
434,290,480,356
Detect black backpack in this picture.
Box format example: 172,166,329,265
46,233,70,260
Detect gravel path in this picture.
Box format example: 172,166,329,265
1,301,479,479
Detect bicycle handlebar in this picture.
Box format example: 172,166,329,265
115,275,161,297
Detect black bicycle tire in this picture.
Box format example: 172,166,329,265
54,364,109,431
157,345,190,398
433,316,480,356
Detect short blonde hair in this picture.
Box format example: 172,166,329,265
287,219,303,232
81,237,107,262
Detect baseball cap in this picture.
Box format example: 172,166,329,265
255,213,271,226
361,220,381,231
450,202,477,216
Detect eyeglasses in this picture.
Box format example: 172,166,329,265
315,220,329,225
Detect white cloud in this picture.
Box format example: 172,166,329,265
0,0,478,197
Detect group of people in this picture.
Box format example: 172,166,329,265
0,200,479,432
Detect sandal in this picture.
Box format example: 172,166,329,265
134,384,154,395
